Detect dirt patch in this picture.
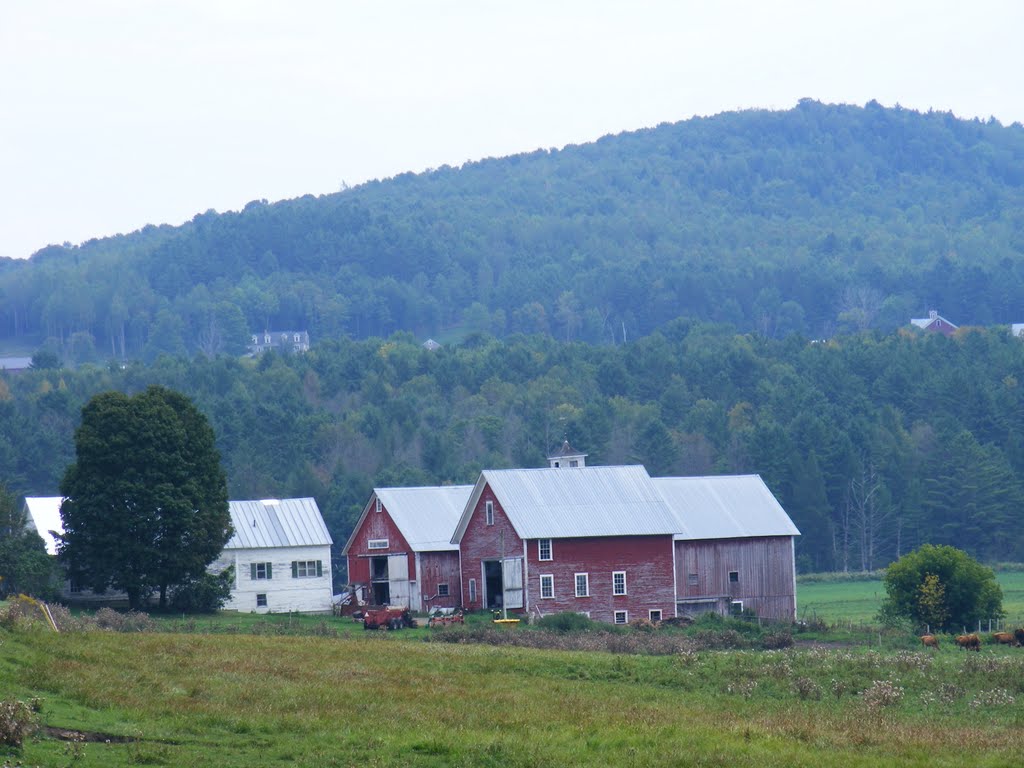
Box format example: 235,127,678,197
41,726,137,743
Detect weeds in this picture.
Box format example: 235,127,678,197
0,699,38,748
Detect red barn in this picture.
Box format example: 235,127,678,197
910,310,958,337
452,465,682,624
343,485,471,612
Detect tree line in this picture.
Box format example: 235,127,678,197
3,323,1024,575
1,100,1024,363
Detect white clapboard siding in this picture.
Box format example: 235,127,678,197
218,544,333,614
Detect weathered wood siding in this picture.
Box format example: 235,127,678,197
416,551,462,611
216,544,333,614
458,484,523,611
527,535,675,624
674,536,795,620
346,501,416,585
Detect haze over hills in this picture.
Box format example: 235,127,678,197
3,99,1024,362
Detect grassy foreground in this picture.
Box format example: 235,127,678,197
2,627,1024,767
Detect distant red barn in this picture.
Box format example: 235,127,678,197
910,310,958,337
343,485,471,612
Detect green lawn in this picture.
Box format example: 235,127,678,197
3,626,1024,767
798,570,1024,627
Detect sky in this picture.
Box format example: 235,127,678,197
1,1,1022,260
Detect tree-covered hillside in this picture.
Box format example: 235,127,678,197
2,100,1024,362
4,324,1024,576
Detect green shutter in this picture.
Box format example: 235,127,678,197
266,563,272,580
316,560,323,577
250,563,257,580
291,561,298,578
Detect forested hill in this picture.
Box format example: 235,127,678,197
4,99,1024,361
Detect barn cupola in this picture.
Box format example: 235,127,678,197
548,440,587,468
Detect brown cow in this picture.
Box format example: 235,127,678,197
920,634,940,649
991,631,1015,645
955,633,981,652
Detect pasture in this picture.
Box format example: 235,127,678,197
3,625,1024,767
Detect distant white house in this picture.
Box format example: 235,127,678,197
212,498,334,614
23,496,335,614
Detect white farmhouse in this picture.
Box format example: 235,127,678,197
214,498,334,614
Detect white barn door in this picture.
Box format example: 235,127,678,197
388,554,410,608
502,557,523,609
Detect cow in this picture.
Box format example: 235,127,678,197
955,633,981,651
1015,627,1024,647
991,631,1015,645
920,634,940,649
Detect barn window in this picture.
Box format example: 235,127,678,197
538,539,552,561
569,459,578,467
251,562,272,580
730,600,744,615
687,573,698,586
437,583,449,597
729,570,739,583
613,610,628,625
575,573,590,597
68,581,83,594
374,498,382,513
649,609,662,622
368,539,389,550
256,593,267,607
485,501,494,525
469,578,477,603
612,571,627,596
292,560,323,578
540,574,554,599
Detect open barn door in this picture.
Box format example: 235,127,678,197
502,557,523,609
388,554,410,608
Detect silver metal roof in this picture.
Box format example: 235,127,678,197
23,496,64,555
462,465,681,540
226,498,332,550
653,475,800,540
373,485,473,551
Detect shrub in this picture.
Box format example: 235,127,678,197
535,612,599,633
93,607,157,632
169,567,234,614
860,680,904,710
0,699,38,748
793,677,823,700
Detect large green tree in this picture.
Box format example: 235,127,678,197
881,544,1003,632
58,386,231,609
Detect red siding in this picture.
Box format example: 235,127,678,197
416,551,461,610
458,485,523,611
527,535,676,624
346,502,416,585
675,536,795,620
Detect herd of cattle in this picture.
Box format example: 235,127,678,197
919,627,1024,651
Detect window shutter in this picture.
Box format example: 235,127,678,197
251,563,257,580
291,561,298,578
266,563,272,580
316,561,323,577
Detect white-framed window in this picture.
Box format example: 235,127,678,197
649,609,663,622
540,574,554,599
292,560,323,578
614,610,628,625
256,593,267,607
374,498,382,514
538,539,552,561
485,500,494,525
575,573,590,598
730,600,744,615
612,571,627,596
251,562,272,580
469,578,477,603
264,333,271,343
437,583,449,597
729,570,739,583
368,539,389,550
294,333,301,342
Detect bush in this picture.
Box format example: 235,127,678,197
0,698,38,748
535,612,599,633
169,567,234,614
93,607,157,632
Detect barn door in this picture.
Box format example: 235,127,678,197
502,557,523,609
388,554,410,608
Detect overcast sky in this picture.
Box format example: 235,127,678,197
1,1,1021,260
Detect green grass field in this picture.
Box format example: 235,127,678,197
797,571,1024,627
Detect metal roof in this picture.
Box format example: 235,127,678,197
458,465,681,540
653,475,800,541
373,485,473,552
226,498,332,550
23,496,64,555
